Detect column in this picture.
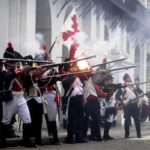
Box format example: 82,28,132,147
91,6,97,41
140,43,147,92
0,0,9,56
8,0,20,50
24,0,36,56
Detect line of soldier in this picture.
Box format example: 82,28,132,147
0,43,61,148
61,59,149,144
0,43,149,148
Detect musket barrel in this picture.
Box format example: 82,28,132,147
109,65,136,72
40,55,96,68
91,57,127,68
119,92,150,110
0,58,53,64
37,70,91,81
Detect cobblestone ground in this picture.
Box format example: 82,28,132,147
2,123,150,150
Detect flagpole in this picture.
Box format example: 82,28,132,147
49,36,58,54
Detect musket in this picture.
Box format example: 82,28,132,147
109,65,136,72
119,92,150,110
37,70,91,81
40,55,96,68
127,81,150,86
91,57,127,68
0,58,53,64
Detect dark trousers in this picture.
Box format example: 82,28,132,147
0,100,2,141
45,115,59,143
0,124,8,145
124,105,141,137
83,99,101,139
67,95,84,142
103,122,112,139
0,97,3,123
27,98,43,143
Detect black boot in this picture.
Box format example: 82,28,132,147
124,118,130,138
45,115,52,136
22,123,36,147
49,121,60,145
103,122,113,141
6,124,20,138
0,124,8,148
134,118,142,138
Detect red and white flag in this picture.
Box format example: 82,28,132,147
61,8,80,60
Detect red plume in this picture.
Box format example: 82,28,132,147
7,42,13,48
69,42,79,60
103,58,107,63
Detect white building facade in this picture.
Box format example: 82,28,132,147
0,0,149,125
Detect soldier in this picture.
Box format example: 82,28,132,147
122,73,142,138
1,62,37,148
94,72,125,141
100,74,121,141
0,62,18,148
0,62,4,124
23,66,45,146
83,74,102,141
0,62,4,147
62,73,86,144
39,69,60,145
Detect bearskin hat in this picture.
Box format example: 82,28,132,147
3,42,23,66
3,42,23,59
123,73,131,81
3,42,15,58
104,74,114,81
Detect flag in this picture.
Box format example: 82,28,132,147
61,8,80,60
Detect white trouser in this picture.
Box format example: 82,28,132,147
2,94,31,124
43,91,57,122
